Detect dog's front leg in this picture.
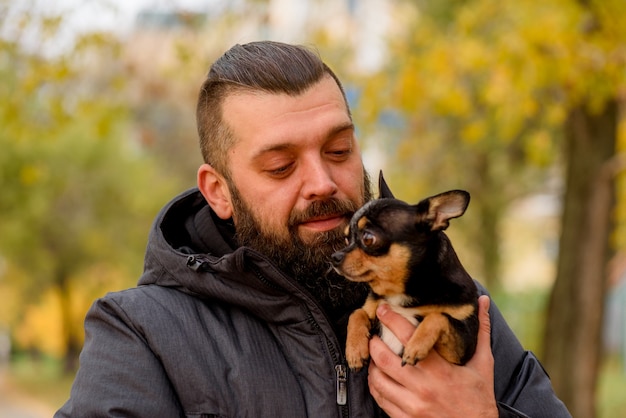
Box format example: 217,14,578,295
346,308,371,370
345,297,379,370
402,313,448,366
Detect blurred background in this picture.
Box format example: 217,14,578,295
0,0,625,416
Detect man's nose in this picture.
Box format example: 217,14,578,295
301,159,338,199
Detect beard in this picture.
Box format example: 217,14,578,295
227,170,373,320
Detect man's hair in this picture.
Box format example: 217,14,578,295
196,41,350,177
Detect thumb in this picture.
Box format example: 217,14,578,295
469,295,494,369
478,294,491,339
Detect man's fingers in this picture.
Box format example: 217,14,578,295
376,295,493,369
368,337,422,416
376,303,415,345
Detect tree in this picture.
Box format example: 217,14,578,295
541,2,626,415
357,0,566,291
544,99,618,417
357,1,626,416
0,3,178,372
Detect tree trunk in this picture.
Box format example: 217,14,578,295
56,268,81,375
477,192,501,292
473,152,503,292
542,99,618,418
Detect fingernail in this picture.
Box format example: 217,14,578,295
377,303,389,317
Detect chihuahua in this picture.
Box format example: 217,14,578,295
331,181,478,370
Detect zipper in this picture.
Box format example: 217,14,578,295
249,262,284,291
307,313,349,416
335,364,347,406
188,250,351,414
246,250,350,416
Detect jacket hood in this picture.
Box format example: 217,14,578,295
139,170,396,325
138,188,331,325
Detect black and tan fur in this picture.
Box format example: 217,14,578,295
331,185,478,370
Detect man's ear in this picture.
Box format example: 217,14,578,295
197,164,233,220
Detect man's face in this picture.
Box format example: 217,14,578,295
222,75,369,252
198,75,372,315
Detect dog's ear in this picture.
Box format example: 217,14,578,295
378,170,395,199
416,190,470,231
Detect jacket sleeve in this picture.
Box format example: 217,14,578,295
54,295,184,418
480,284,572,418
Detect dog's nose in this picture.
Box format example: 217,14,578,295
331,251,345,265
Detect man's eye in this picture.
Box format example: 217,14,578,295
268,163,293,177
361,231,377,247
327,148,351,160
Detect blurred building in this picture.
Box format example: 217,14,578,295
606,252,626,372
120,0,398,180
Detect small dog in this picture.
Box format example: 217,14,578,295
332,181,478,370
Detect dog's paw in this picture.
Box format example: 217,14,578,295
346,341,370,371
346,355,369,371
401,345,429,367
401,356,418,367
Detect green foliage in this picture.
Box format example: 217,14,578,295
355,0,626,288
493,290,626,418
598,355,626,418
491,290,548,354
0,3,179,358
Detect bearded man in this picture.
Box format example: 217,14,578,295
56,41,570,418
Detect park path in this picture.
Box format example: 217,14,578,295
0,373,56,418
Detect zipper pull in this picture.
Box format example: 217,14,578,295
186,255,210,272
335,364,347,406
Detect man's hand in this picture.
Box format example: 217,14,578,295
367,295,498,418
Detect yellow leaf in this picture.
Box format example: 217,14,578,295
19,164,40,186
461,120,487,144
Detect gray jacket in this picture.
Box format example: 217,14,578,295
56,189,570,417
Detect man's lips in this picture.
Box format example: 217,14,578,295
298,214,346,232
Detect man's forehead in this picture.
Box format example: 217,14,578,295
221,75,346,116
221,78,351,154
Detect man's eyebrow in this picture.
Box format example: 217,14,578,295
251,122,355,159
329,122,356,137
251,143,294,161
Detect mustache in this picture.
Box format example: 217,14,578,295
288,198,360,229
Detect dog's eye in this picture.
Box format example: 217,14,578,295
361,231,377,248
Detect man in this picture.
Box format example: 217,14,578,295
56,41,570,417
